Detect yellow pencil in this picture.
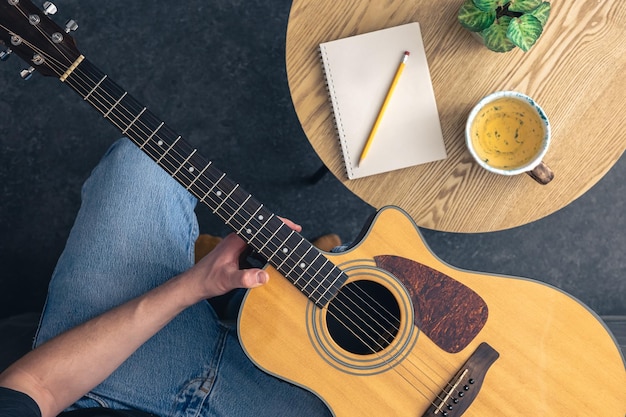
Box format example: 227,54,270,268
358,50,410,166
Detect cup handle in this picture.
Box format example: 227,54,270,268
527,161,554,185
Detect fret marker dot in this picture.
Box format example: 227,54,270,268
282,248,289,254
216,191,222,197
246,228,252,234
188,166,194,173
258,215,264,220
157,140,164,146
299,262,306,269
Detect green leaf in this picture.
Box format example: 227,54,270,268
507,14,543,51
508,0,543,13
530,2,551,26
481,16,516,52
458,0,496,32
473,0,500,12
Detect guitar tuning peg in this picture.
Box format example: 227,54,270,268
43,1,58,15
20,66,35,80
65,19,79,33
0,48,12,61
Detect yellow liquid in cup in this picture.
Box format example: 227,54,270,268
470,97,545,170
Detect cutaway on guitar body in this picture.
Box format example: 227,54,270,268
239,206,626,416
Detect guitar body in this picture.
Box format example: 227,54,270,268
239,206,626,416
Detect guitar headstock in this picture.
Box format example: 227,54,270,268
0,0,81,79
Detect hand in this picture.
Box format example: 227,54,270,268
185,217,302,300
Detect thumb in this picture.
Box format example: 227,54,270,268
240,269,270,289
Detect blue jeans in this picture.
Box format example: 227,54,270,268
34,138,332,417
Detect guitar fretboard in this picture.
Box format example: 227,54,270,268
63,58,346,308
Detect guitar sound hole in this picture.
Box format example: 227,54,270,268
326,280,401,355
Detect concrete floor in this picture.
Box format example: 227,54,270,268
0,0,624,326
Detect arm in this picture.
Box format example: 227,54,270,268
0,226,298,417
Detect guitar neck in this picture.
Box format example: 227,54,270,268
63,57,346,308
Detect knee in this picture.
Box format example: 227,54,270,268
87,137,193,204
101,137,157,179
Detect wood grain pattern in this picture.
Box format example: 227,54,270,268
238,206,626,416
285,0,626,232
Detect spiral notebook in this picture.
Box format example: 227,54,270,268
319,23,446,179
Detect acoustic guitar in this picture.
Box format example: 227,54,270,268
1,2,624,415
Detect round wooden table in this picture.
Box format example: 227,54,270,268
285,0,625,233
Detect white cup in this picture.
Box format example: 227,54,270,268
465,91,553,184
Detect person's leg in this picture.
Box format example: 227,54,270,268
34,138,331,416
34,138,219,414
188,327,333,417
36,138,200,337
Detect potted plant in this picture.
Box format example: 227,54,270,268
457,0,551,52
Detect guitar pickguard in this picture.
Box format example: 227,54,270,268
375,255,488,353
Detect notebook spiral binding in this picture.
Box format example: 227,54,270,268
319,45,354,179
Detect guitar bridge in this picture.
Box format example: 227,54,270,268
422,342,499,417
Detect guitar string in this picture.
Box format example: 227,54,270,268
72,68,406,351
4,5,463,409
14,31,462,408
63,64,459,406
48,54,415,351
21,38,461,408
2,13,437,368
60,62,418,353
13,31,465,410
63,65,454,404
0,10,450,402
64,66,454,386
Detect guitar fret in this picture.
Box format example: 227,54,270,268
156,136,180,164
122,107,147,134
225,194,251,226
285,246,317,291
141,122,165,150
186,162,211,190
257,222,289,255
257,222,282,257
306,260,335,301
318,275,343,305
271,230,299,268
213,184,239,214
283,239,313,272
103,91,127,119
172,149,197,177
238,204,263,237
248,213,274,243
289,245,318,284
200,173,225,205
84,75,107,101
318,270,344,302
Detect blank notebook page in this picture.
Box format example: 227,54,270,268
320,22,447,179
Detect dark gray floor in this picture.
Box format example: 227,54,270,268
0,0,624,323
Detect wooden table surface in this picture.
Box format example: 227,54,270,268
285,0,625,233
